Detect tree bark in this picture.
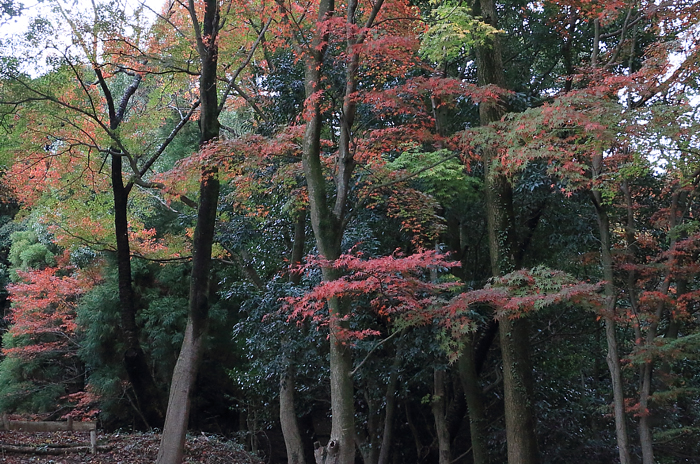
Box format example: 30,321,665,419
377,352,401,464
112,154,165,428
281,366,307,464
280,213,308,464
97,69,165,429
432,368,451,464
458,335,490,464
298,0,353,462
590,154,631,464
157,165,220,464
473,0,540,462
157,0,221,460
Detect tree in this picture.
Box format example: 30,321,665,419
0,0,205,427
0,244,97,415
156,0,270,460
470,0,541,461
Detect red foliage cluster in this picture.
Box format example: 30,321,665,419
285,250,459,340
4,259,98,360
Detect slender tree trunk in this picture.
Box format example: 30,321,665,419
458,335,489,464
473,0,540,462
621,181,655,464
355,391,380,464
289,209,307,285
377,352,401,464
96,69,165,429
157,166,220,464
591,154,631,464
157,0,221,460
432,368,451,464
280,212,308,464
112,154,165,428
281,365,307,464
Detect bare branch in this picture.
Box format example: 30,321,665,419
218,17,272,113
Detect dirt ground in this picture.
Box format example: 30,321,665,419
0,431,262,464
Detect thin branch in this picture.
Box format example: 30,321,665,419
219,243,265,289
604,0,636,68
218,17,272,113
599,14,644,40
134,99,200,179
228,81,269,122
350,330,401,376
141,0,188,38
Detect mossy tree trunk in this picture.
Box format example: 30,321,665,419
474,0,540,462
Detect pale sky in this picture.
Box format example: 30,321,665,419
1,0,166,40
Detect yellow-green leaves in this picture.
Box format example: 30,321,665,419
420,2,500,63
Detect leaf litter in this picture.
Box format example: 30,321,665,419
0,431,262,464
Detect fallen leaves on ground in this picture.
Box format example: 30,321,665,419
0,431,262,464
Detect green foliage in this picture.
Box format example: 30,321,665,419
229,280,328,413
0,330,83,414
420,1,500,63
388,149,481,210
0,351,65,413
0,0,22,20
8,230,55,275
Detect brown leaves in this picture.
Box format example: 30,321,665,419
0,431,261,464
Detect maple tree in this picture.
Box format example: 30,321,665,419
0,226,98,415
0,0,206,428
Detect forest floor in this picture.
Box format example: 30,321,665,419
0,430,262,463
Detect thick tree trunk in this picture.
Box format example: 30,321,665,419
499,317,539,463
155,319,205,464
638,362,654,464
300,0,357,462
458,335,489,464
320,295,355,464
112,154,165,428
473,0,540,462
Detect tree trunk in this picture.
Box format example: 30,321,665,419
112,154,165,428
474,0,540,462
324,296,355,464
289,209,307,285
157,0,221,460
622,180,656,464
157,166,219,464
299,0,356,461
377,352,401,464
590,154,631,464
94,67,165,429
458,335,490,464
499,317,539,463
280,209,307,464
280,367,306,464
432,368,451,464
